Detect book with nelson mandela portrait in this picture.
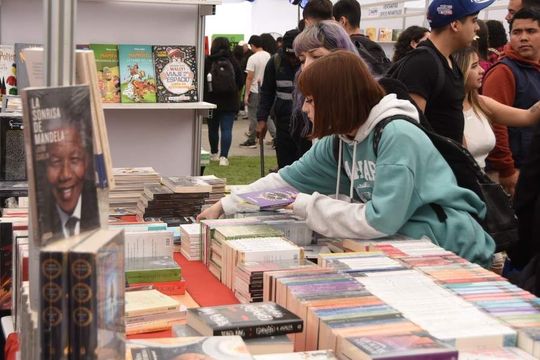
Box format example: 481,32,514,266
21,85,100,245
237,186,299,209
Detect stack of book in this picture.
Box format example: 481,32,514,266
109,167,161,216
233,259,316,304
199,175,226,208
221,237,303,290
125,289,186,335
180,223,202,261
208,224,285,282
126,256,183,292
138,183,204,226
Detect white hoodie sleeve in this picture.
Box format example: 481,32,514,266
293,192,386,239
220,173,293,215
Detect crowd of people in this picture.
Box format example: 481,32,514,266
201,0,540,295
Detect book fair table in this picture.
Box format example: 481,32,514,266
128,252,239,339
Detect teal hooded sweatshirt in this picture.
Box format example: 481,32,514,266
221,94,495,266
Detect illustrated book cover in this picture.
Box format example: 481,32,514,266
153,45,198,103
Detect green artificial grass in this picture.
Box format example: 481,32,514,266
202,156,278,185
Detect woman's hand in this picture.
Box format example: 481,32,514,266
196,201,224,222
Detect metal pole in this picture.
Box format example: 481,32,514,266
44,0,76,86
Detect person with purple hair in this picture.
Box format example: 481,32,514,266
290,20,361,159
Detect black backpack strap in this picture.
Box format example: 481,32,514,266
372,114,448,222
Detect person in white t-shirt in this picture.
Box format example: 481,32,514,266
453,47,540,170
240,35,271,148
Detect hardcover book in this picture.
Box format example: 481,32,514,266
69,228,125,360
39,233,90,359
237,186,299,209
187,302,303,339
118,45,157,103
21,85,100,244
126,336,253,360
89,44,120,103
153,45,198,103
0,45,16,101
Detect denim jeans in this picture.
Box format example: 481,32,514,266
207,110,235,158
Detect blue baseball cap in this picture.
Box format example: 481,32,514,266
427,0,495,29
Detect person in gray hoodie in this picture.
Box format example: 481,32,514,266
198,51,495,267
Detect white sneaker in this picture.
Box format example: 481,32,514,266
210,153,219,161
219,157,229,166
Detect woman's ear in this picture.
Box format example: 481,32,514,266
410,40,418,49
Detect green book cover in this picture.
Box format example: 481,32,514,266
118,45,157,103
89,44,120,103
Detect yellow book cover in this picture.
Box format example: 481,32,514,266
366,27,377,41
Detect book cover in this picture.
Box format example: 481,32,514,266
0,222,13,310
237,187,299,209
14,43,41,91
162,176,212,193
125,289,180,317
392,29,403,42
338,332,458,360
125,256,181,284
89,44,120,103
21,85,100,244
69,229,125,360
365,28,377,41
0,45,16,101
254,350,338,360
126,336,253,360
187,302,303,339
153,45,198,103
0,115,26,181
378,28,393,42
118,45,157,103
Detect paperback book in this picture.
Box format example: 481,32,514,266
153,45,198,102
0,45,16,101
126,336,253,360
69,229,125,360
237,186,299,209
187,302,303,339
118,45,157,103
89,44,120,103
21,85,100,244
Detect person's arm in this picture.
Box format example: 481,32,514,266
482,64,518,194
409,93,427,113
480,95,540,127
244,70,254,105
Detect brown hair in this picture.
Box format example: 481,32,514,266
297,50,385,138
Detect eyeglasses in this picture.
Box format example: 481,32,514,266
289,0,310,9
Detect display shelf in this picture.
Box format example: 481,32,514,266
82,0,221,5
102,102,216,110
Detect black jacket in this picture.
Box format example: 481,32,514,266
204,51,243,113
351,34,391,76
257,51,300,122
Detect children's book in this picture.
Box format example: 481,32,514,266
153,45,198,102
118,45,157,103
89,44,120,103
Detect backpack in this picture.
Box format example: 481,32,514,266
352,37,391,77
385,46,445,110
209,57,236,94
332,114,519,253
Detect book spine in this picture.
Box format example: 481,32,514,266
40,250,69,360
127,280,186,296
125,269,181,284
69,252,97,360
217,320,304,339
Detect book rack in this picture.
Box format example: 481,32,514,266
0,0,219,176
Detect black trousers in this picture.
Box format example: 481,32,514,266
274,115,300,169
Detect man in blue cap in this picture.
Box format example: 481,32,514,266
394,0,494,143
